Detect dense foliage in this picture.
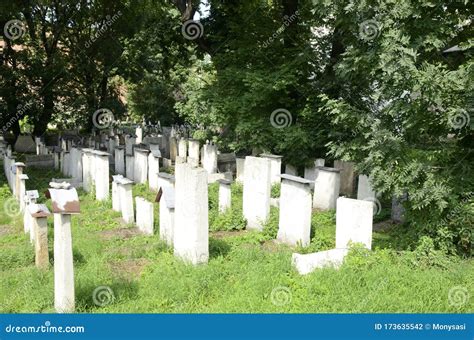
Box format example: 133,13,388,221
1,0,472,255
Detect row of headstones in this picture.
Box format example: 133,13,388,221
2,153,79,313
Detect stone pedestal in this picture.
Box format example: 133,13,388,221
14,162,26,202
218,179,232,213
312,167,341,210
243,156,271,230
277,175,312,247
174,163,209,264
335,197,373,249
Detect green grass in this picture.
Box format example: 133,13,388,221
0,159,472,313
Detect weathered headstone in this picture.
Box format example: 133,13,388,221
292,249,349,275
304,158,325,189
357,174,376,201
285,164,297,176
178,138,188,159
112,175,122,212
202,143,218,174
218,179,232,213
133,148,150,184
312,166,341,210
14,135,36,153
169,136,177,162
14,162,26,202
335,197,373,249
243,156,271,230
135,197,154,235
126,155,134,180
29,203,50,269
114,146,125,175
277,174,312,247
260,154,282,184
334,160,356,196
187,139,200,165
391,193,408,223
157,186,175,246
92,151,110,201
174,163,209,264
148,150,161,191
116,177,135,224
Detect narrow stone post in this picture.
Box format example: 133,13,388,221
260,154,282,184
135,126,143,144
243,156,271,230
187,139,200,167
218,179,232,213
93,151,110,201
202,143,218,174
125,135,136,156
312,166,341,210
14,162,26,202
277,175,313,246
19,174,29,212
174,163,209,264
81,149,93,192
47,184,80,313
116,177,135,224
29,203,50,269
24,190,39,238
125,155,134,180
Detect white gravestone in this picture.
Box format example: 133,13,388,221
187,139,200,165
29,203,50,269
178,138,188,159
218,179,232,213
174,163,209,265
126,155,134,180
112,175,122,212
243,156,271,230
135,197,154,235
157,185,175,246
260,154,282,184
202,143,218,174
285,164,297,176
114,146,125,175
81,149,93,192
312,166,341,210
117,177,135,224
169,136,177,162
277,175,312,247
133,148,150,184
236,158,245,183
148,150,161,192
93,151,110,201
292,249,349,275
357,174,376,201
335,197,373,250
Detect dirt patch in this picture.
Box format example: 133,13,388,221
100,227,142,241
109,258,151,281
373,220,396,232
0,225,13,237
210,229,248,239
